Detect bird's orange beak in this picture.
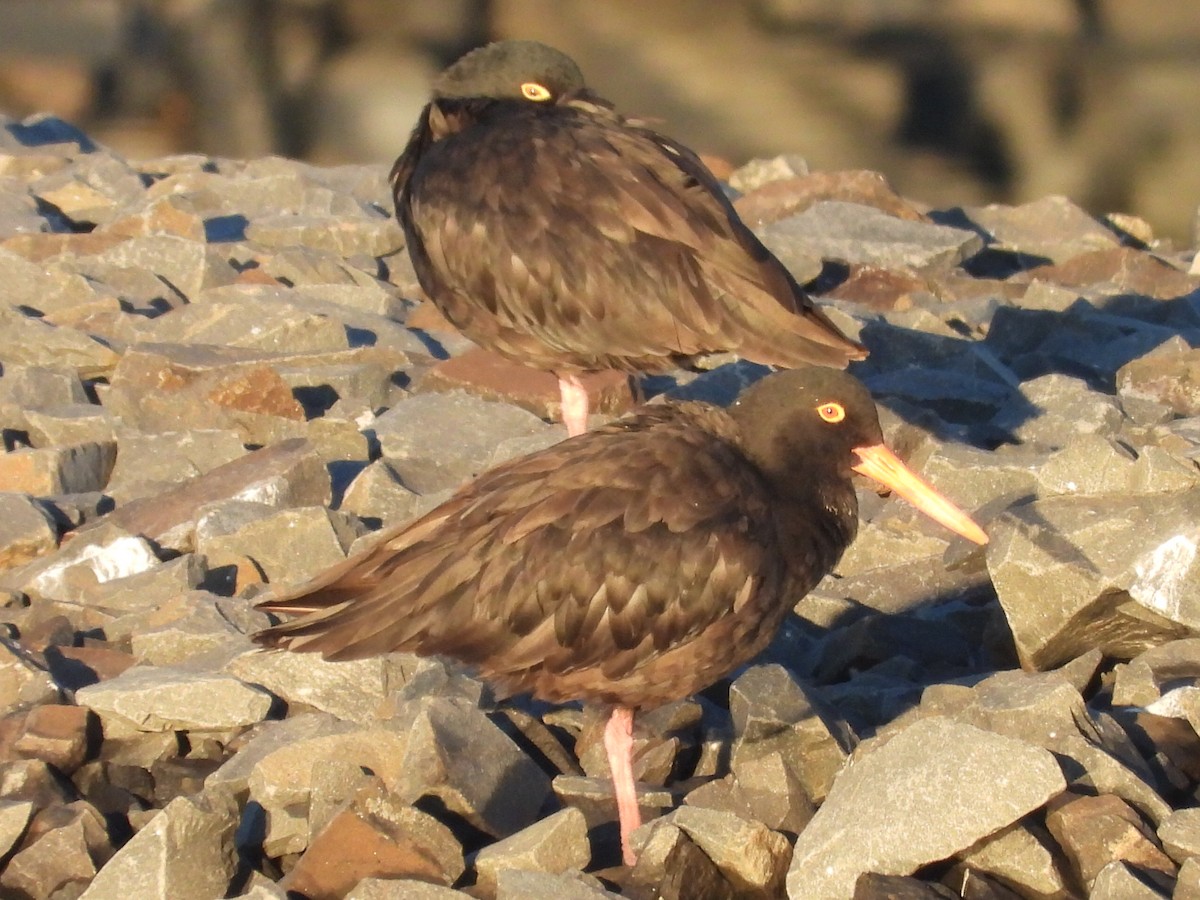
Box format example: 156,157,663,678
851,444,989,545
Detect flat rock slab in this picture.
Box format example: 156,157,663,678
988,488,1200,669
76,790,238,900
760,200,984,271
786,717,1065,900
75,665,275,732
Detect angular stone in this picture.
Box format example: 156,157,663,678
990,373,1124,448
283,786,463,899
1159,807,1200,864
0,640,61,713
1045,793,1176,890
0,364,88,409
853,873,959,899
649,805,790,895
494,870,620,899
0,493,58,569
728,154,810,193
143,291,347,359
0,441,116,495
98,438,330,549
963,195,1120,263
1118,339,1200,418
0,800,109,898
1089,860,1172,899
344,880,471,899
729,664,852,806
372,390,550,493
630,820,735,900
90,233,236,301
988,489,1200,669
0,798,33,858
735,168,924,228
0,304,120,378
474,807,590,892
226,648,415,725
23,403,117,448
1032,247,1200,300
338,460,427,528
245,213,404,257
389,696,553,839
1178,858,1200,900
7,522,161,602
77,789,239,900
760,200,983,270
12,703,94,774
198,505,363,588
786,717,1065,900
75,666,274,732
955,821,1072,899
123,591,254,665
106,429,247,502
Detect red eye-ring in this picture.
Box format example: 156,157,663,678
817,402,846,424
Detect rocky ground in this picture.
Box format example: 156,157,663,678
0,111,1199,899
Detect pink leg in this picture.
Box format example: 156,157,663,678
603,705,642,866
558,374,590,437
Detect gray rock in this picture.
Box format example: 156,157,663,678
226,648,417,725
69,554,206,615
494,870,620,899
0,798,33,860
728,154,809,193
0,440,117,495
630,820,735,900
146,284,350,353
6,522,161,602
1179,857,1200,900
0,364,89,409
1159,807,1200,864
207,712,355,795
345,880,472,899
338,459,428,527
1112,639,1200,707
390,695,554,839
97,438,331,550
474,807,590,892
760,200,983,270
729,664,852,806
23,403,118,448
126,591,252,665
245,212,404,257
372,390,549,493
651,806,790,896
0,304,118,380
1090,860,1172,899
78,789,239,900
786,717,1065,900
990,373,1125,448
198,504,364,588
106,429,247,502
988,488,1200,669
92,233,236,301
964,195,1120,262
955,821,1072,899
0,493,58,569
75,665,274,732
1,799,110,898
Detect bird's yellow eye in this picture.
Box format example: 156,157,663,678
521,82,552,101
817,402,846,424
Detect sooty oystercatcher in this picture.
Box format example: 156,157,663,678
391,40,867,435
254,367,987,865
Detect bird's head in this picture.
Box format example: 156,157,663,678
433,40,587,105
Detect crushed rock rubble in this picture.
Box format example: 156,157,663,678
0,111,1199,898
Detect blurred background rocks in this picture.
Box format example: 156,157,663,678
3,0,1200,242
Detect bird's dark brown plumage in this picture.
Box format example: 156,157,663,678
253,367,987,865
389,40,867,381
255,372,857,707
